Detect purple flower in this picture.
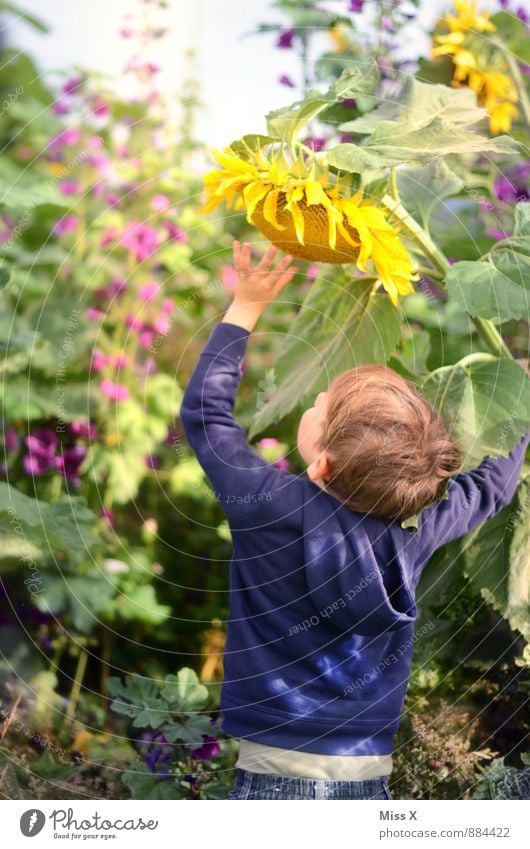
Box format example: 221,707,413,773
349,0,364,11
95,278,127,300
85,307,105,321
304,136,326,152
183,773,197,787
54,444,86,479
486,227,513,240
517,6,529,23
276,28,295,49
498,0,510,8
100,379,130,402
91,349,110,372
191,735,221,761
144,455,161,469
23,428,58,476
53,215,78,236
138,330,154,349
92,98,110,118
164,221,188,243
71,420,98,440
106,192,120,208
339,133,354,143
139,281,160,302
279,74,295,88
59,180,80,195
100,507,114,530
341,98,357,109
125,313,143,331
49,127,82,150
151,194,171,212
520,63,530,75
120,221,160,261
63,76,83,95
53,101,70,116
3,425,19,453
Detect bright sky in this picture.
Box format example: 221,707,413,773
6,0,510,148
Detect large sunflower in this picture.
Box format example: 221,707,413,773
432,0,518,134
198,143,417,306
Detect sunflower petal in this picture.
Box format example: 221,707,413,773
262,188,287,231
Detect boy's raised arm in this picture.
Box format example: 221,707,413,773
179,242,299,523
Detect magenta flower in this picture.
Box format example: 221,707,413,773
52,215,78,236
53,101,70,116
3,425,19,453
63,76,83,95
139,281,160,302
349,0,364,11
92,98,110,118
341,98,357,109
100,507,114,530
143,357,157,376
59,180,80,195
91,349,110,372
277,28,295,49
304,136,326,152
120,26,133,38
120,221,160,261
153,313,170,335
71,420,98,440
106,192,120,208
161,298,174,314
124,313,143,331
100,379,130,402
100,226,119,248
191,735,221,761
152,194,171,212
54,444,86,479
339,133,354,143
85,307,105,321
138,330,154,349
306,263,319,283
49,127,81,150
112,354,131,369
144,454,161,469
279,74,295,87
164,220,188,243
23,428,58,476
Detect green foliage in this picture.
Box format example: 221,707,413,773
472,754,530,799
446,203,530,321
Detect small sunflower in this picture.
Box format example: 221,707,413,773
198,143,417,306
432,0,519,134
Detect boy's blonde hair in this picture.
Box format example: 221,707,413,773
318,364,463,521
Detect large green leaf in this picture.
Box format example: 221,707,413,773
463,477,530,644
420,353,530,469
445,203,530,321
248,273,401,438
33,573,118,633
395,160,464,229
0,484,102,567
339,77,520,162
265,63,379,148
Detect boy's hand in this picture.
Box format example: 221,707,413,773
222,241,299,331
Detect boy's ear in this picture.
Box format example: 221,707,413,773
307,451,331,481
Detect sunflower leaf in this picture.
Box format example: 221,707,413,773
419,353,530,469
445,202,530,320
248,274,401,438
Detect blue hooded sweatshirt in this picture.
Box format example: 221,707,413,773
180,321,530,756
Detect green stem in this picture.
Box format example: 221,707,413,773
66,644,89,722
381,193,513,359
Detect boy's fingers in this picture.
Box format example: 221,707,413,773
256,244,278,270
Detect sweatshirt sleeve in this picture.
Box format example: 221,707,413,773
413,428,529,562
179,321,281,523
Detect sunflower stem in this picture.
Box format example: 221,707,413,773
381,193,513,359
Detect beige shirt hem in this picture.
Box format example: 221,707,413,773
236,739,393,780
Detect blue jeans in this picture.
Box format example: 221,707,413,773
227,768,394,800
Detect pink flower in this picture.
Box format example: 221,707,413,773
161,298,174,313
138,330,154,349
106,192,120,207
164,220,188,243
49,128,81,150
92,98,110,118
85,307,105,321
52,215,78,236
279,74,295,87
59,180,80,195
153,313,170,335
143,357,157,375
91,349,110,372
71,420,98,440
306,263,319,283
100,379,130,402
53,101,70,116
220,264,237,291
100,226,118,247
120,221,160,261
125,313,144,331
139,281,160,302
100,507,114,530
63,76,83,95
120,26,133,38
112,354,130,369
151,194,171,212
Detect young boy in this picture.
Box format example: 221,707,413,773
180,241,529,801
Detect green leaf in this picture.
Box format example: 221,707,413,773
420,354,530,469
161,668,209,710
0,3,48,33
462,477,530,644
122,764,182,799
0,266,11,289
115,584,171,625
163,715,213,747
327,143,391,174
265,63,379,148
33,573,118,633
248,274,401,438
446,202,530,320
339,77,520,162
108,675,169,729
0,484,102,567
396,160,464,229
